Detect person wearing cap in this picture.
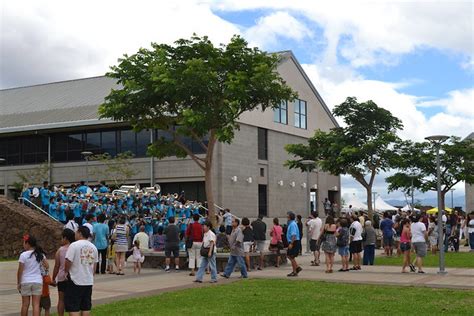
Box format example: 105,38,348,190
286,212,302,277
362,221,376,265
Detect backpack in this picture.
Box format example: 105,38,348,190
336,228,349,247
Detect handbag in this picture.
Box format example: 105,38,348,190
185,224,193,249
200,244,213,258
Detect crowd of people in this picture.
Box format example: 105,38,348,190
15,180,474,315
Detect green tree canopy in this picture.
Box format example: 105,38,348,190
386,136,474,210
99,34,296,224
286,97,403,219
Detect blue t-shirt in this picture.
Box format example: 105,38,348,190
40,188,50,206
99,185,109,193
287,220,300,242
77,185,89,194
380,218,394,238
93,223,109,250
48,203,58,219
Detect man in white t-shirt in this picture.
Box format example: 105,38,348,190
65,226,98,315
133,225,150,249
411,215,428,273
349,216,363,270
468,212,474,252
306,211,322,266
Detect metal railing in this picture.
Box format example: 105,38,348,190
18,197,60,222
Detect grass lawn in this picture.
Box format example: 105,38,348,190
0,257,16,262
376,251,474,268
92,279,474,315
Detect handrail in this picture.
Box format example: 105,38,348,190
18,197,60,222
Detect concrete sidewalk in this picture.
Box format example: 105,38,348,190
1,253,473,315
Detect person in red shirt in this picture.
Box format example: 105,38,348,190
185,214,203,276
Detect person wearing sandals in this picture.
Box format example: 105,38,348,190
286,212,302,277
400,219,412,273
336,218,350,272
320,216,337,273
113,216,129,275
411,215,428,274
269,218,283,268
194,221,217,283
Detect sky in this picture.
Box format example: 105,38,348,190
1,0,473,204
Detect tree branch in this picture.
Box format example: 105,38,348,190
189,129,208,151
172,134,206,170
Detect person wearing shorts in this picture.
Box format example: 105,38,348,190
411,215,428,274
349,216,363,270
251,215,267,270
164,216,180,272
286,212,302,277
64,226,98,315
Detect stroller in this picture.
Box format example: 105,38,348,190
447,229,460,252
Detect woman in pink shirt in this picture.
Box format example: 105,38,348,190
269,218,283,267
400,219,412,273
52,229,75,316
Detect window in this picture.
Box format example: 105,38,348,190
136,130,150,156
258,128,268,160
101,131,117,156
273,100,288,124
260,168,265,177
258,185,268,217
294,99,307,129
120,129,136,154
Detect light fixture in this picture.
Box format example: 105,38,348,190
332,186,338,191
246,177,253,184
301,182,306,188
231,176,238,182
290,181,295,187
312,184,318,189
277,180,284,186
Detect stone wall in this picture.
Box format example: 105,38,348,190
0,197,63,259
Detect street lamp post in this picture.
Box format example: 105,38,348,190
81,151,93,186
425,135,449,275
450,188,455,209
301,159,315,253
0,158,6,196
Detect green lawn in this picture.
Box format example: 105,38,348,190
92,279,474,315
376,251,474,268
0,257,16,262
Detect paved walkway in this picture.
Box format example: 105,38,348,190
1,252,473,315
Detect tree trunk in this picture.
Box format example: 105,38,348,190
440,191,446,211
204,132,217,228
366,186,373,221
205,163,217,228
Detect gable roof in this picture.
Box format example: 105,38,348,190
0,51,339,134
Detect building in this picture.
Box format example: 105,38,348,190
0,51,340,218
465,132,474,212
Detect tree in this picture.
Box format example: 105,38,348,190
16,162,50,187
386,136,474,211
90,152,138,188
99,34,296,225
285,97,403,220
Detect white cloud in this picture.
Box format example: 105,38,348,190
244,11,313,49
0,0,241,88
419,88,474,118
212,0,474,68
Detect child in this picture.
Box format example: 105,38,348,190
216,225,230,253
449,228,460,252
132,240,144,274
107,239,116,274
40,272,52,316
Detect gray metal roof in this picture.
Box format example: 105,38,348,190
0,76,118,133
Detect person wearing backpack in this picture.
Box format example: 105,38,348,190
336,218,350,272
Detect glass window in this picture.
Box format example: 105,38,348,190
68,134,83,151
294,99,307,129
273,100,288,124
258,128,268,160
136,130,149,157
101,131,116,156
120,129,136,155
85,132,101,153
